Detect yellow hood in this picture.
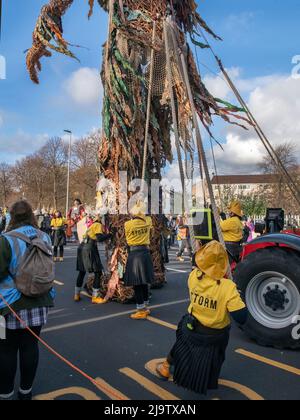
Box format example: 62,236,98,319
195,240,229,280
228,201,243,217
129,201,147,217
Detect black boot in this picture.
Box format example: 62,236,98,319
17,391,32,401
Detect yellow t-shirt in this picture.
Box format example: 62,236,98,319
220,217,243,242
51,218,67,228
125,217,152,247
86,222,103,240
177,226,189,241
188,269,246,329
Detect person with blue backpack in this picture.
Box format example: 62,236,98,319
0,200,55,401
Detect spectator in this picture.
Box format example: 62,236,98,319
176,217,192,262
51,211,67,262
67,199,85,242
0,200,55,401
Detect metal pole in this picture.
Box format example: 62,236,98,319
142,20,157,182
198,27,300,207
164,20,197,253
167,19,232,276
64,130,72,217
163,21,185,204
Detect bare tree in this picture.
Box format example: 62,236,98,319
71,131,100,205
6,132,101,211
72,131,100,170
39,137,68,210
14,155,50,209
258,141,299,211
0,163,13,206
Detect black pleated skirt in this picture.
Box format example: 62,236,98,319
53,229,66,247
77,239,103,273
171,315,230,395
225,242,242,264
123,247,154,287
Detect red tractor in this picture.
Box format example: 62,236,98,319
234,209,300,349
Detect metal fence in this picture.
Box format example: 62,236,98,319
252,215,300,227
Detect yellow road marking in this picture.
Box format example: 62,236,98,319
54,280,64,286
147,316,177,331
145,358,173,381
94,377,130,400
145,358,264,401
218,380,264,401
119,368,180,400
34,387,101,400
236,349,300,376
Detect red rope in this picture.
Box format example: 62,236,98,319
0,293,126,400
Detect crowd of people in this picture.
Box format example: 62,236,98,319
0,197,251,400
163,207,256,265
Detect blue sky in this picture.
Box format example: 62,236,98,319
0,0,299,169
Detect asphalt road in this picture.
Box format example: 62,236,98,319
31,245,300,400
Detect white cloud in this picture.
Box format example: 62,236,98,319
64,67,102,109
162,162,184,191
205,71,300,174
204,68,240,99
0,131,49,162
203,67,281,101
224,12,255,33
213,133,265,174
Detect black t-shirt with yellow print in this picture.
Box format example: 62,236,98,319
188,268,246,330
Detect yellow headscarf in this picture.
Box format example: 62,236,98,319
195,240,229,280
129,201,147,217
228,201,243,217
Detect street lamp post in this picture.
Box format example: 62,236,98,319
64,130,72,217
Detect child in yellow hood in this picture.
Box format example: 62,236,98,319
220,201,244,263
156,240,247,395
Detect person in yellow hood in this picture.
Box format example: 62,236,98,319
74,214,111,304
156,240,247,395
220,201,244,263
124,202,154,320
51,211,67,262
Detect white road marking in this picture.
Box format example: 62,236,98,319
49,309,65,315
167,268,189,273
54,280,64,286
43,299,189,334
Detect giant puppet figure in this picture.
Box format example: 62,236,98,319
27,0,246,301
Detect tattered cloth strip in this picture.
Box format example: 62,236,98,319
26,0,75,84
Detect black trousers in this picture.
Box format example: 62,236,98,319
53,245,64,258
177,239,193,257
76,271,102,290
134,285,149,307
225,242,242,264
0,326,42,395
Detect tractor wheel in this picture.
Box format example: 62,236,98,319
234,247,300,349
